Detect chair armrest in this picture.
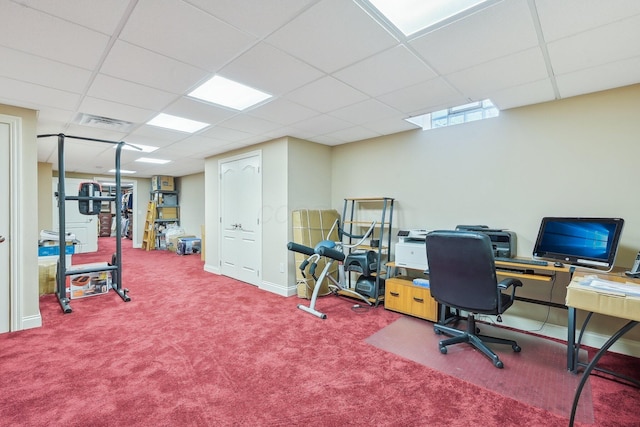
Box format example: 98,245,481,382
497,278,522,290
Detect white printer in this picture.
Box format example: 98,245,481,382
395,229,429,271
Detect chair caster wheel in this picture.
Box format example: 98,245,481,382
439,346,447,354
494,360,504,369
434,329,442,335
513,345,521,352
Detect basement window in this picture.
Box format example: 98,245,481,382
405,99,499,131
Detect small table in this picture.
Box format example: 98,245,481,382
565,275,640,426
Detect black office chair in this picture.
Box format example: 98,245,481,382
425,230,523,368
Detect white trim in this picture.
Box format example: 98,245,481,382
260,280,296,297
0,114,25,331
204,263,220,274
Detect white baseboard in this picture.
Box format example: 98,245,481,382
20,312,42,331
261,280,296,297
203,263,220,274
495,314,640,358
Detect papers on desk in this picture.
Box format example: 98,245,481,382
578,275,640,298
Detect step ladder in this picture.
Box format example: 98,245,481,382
142,201,156,250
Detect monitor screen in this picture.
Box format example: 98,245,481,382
532,217,624,270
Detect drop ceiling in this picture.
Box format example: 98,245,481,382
1,0,639,177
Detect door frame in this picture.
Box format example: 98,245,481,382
218,150,262,286
1,114,23,331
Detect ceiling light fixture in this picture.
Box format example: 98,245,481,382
108,169,137,174
147,113,209,133
366,0,490,36
135,157,171,165
188,75,272,111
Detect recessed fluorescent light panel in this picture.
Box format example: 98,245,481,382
108,169,137,174
188,75,272,111
367,0,490,36
406,99,499,130
147,113,209,133
135,157,171,165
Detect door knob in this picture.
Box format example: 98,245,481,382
0,236,5,243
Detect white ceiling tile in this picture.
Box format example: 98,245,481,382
218,115,281,135
377,78,465,115
13,0,132,35
88,74,177,111
164,97,237,126
120,0,256,71
77,97,156,124
266,0,398,73
0,46,92,93
0,1,110,69
185,0,318,38
328,99,402,125
547,14,640,75
285,76,368,113
219,42,324,96
0,76,80,111
489,79,556,110
201,126,253,142
165,135,230,155
555,56,640,99
535,0,640,42
409,0,538,74
249,99,320,126
128,125,192,146
446,48,549,99
363,118,419,136
100,41,209,94
334,46,437,97
323,126,381,143
289,114,353,135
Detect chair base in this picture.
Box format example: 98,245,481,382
434,314,521,369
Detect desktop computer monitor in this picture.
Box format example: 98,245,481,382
532,217,624,271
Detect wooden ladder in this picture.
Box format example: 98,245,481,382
142,201,156,250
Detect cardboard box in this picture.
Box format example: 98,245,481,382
151,175,175,191
67,262,111,299
158,207,178,219
38,255,72,295
177,238,201,255
566,276,640,322
291,209,341,299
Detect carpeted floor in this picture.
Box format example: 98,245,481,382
366,315,594,423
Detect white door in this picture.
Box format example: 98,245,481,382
220,153,262,286
52,178,98,253
0,122,10,333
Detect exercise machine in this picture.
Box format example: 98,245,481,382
287,219,378,319
37,133,139,313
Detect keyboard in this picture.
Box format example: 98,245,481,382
494,257,548,266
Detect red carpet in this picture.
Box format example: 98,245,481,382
0,238,638,426
366,316,594,423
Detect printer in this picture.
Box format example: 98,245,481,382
395,229,429,270
455,225,517,258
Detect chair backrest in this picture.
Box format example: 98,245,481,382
425,230,499,313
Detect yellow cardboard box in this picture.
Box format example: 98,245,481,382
291,209,340,299
151,175,175,191
566,276,640,322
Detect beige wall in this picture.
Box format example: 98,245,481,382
331,83,640,352
204,137,333,296
177,172,205,238
0,103,39,329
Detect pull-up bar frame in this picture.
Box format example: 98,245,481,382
37,133,136,313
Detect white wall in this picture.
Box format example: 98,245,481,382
331,84,640,351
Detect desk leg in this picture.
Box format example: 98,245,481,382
569,320,638,426
567,307,576,372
